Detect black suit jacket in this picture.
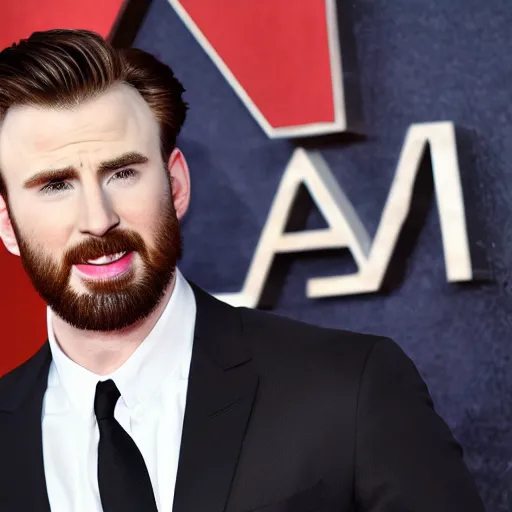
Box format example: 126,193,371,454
0,284,484,511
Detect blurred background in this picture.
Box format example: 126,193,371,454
1,1,511,510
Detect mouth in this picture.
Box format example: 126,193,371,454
85,251,127,265
74,251,134,280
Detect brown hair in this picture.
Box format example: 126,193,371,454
0,29,188,198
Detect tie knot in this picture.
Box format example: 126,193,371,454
94,379,121,420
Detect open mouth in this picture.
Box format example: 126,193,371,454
74,251,134,280
86,251,127,265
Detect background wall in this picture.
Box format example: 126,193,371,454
0,1,511,510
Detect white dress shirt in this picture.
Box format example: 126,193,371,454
42,268,196,512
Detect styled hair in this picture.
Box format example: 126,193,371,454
0,29,188,198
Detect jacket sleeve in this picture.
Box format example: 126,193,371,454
354,338,485,511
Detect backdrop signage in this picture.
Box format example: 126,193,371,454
168,0,477,307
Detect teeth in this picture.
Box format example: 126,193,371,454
87,251,126,265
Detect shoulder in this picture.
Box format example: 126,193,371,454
0,352,37,387
237,306,404,389
239,305,387,356
234,307,423,450
0,343,51,411
191,282,405,380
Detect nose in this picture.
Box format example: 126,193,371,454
77,185,120,237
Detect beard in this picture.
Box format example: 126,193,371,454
10,199,182,332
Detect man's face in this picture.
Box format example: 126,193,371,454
0,83,186,331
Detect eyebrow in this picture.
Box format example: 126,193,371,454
23,152,149,189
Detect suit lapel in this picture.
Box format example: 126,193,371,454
0,342,52,512
0,283,257,512
173,284,259,512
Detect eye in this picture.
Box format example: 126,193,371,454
110,168,138,182
40,180,72,195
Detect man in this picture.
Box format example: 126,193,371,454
0,29,484,512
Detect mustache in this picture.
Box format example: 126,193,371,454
63,230,147,266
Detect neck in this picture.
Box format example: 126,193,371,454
51,273,177,376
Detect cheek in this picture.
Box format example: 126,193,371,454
13,203,74,255
120,198,168,238
115,175,171,232
27,227,70,260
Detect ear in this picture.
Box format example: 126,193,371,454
0,194,20,256
167,148,191,220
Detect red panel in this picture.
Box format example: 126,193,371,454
0,0,124,50
0,248,47,376
179,0,335,129
0,0,124,376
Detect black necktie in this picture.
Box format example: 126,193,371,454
94,379,158,512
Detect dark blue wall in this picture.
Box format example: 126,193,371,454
135,1,512,509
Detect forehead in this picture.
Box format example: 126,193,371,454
0,83,160,179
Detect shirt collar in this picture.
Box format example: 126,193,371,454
46,268,196,419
